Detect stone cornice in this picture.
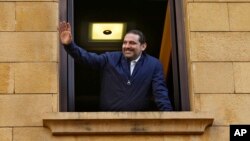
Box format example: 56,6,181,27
43,112,214,135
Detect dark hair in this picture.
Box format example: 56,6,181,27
126,29,146,44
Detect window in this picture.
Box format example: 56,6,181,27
59,0,189,111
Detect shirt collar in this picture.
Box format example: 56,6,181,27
132,54,141,63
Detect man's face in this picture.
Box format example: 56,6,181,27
122,33,146,60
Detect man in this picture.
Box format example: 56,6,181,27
59,21,173,111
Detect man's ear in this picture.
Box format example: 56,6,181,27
141,43,147,51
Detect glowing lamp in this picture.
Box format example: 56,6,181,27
89,22,126,41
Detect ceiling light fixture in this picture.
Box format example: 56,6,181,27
89,22,127,41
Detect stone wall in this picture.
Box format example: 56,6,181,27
0,0,58,140
188,0,250,140
1,0,250,140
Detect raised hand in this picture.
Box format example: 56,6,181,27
58,21,72,45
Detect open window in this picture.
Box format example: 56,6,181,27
59,0,189,111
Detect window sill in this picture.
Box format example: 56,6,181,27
43,112,214,136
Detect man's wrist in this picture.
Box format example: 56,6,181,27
62,41,73,46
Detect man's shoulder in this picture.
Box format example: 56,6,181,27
103,51,123,63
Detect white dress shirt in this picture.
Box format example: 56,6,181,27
130,55,141,75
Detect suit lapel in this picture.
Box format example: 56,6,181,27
130,53,145,80
121,56,131,79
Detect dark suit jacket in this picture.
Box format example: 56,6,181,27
64,42,173,111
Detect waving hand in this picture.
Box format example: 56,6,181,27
58,21,72,45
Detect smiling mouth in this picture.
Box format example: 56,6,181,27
124,50,133,54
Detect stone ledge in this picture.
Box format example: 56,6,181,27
43,112,214,135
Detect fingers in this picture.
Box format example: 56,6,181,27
58,21,70,33
60,21,66,32
66,22,71,32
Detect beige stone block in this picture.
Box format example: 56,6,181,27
0,3,15,31
13,127,163,141
0,32,58,62
0,64,14,93
15,63,58,93
13,127,229,141
190,32,250,61
234,63,250,93
0,128,12,141
188,3,229,31
162,126,229,141
193,63,234,93
14,127,51,141
77,136,168,141
31,131,228,141
12,127,229,141
52,94,58,112
229,3,250,31
196,94,250,125
0,94,53,126
76,136,163,141
13,127,75,141
197,126,229,141
14,127,74,141
16,2,58,31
